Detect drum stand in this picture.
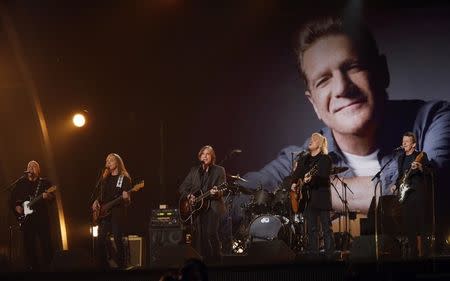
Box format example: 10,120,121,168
331,174,354,251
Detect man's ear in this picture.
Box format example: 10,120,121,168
305,90,322,120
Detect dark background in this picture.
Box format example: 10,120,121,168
0,0,449,257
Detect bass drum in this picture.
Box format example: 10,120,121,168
249,215,290,242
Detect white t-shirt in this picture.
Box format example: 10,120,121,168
341,149,381,177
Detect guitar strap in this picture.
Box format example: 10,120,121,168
116,175,124,188
305,155,321,176
33,178,43,199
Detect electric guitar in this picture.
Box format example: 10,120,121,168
17,185,57,226
290,164,318,214
179,182,228,223
92,180,144,225
398,152,424,203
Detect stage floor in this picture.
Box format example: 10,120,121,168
2,256,450,281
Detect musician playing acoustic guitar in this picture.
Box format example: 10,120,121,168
11,160,55,271
91,153,131,269
291,133,335,258
178,145,226,264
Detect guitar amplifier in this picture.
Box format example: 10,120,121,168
109,235,143,267
150,208,180,227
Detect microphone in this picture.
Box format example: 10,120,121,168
231,149,242,154
23,171,33,174
393,146,404,151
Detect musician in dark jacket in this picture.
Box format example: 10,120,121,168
179,145,226,264
10,160,54,271
92,153,132,269
394,132,430,258
291,133,334,257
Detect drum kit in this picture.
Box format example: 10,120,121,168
226,174,305,254
226,167,350,255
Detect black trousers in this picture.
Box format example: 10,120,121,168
22,217,53,271
402,190,426,258
195,209,221,263
97,217,126,269
305,207,335,255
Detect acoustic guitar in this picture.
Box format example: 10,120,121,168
290,164,318,214
179,182,228,223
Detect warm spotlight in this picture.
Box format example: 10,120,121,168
73,113,86,127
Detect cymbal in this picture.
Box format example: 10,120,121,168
330,166,348,175
227,184,255,195
227,174,248,182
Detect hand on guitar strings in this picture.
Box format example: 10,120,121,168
122,191,131,204
187,194,196,205
15,205,24,215
92,200,100,212
411,161,423,171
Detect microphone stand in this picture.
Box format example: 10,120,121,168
1,174,26,192
1,174,27,267
217,149,241,254
89,168,105,207
333,174,354,250
88,168,104,258
370,155,396,263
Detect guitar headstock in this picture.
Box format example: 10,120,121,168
131,180,144,192
415,152,425,163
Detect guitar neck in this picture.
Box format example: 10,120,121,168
102,189,137,210
194,183,227,202
402,152,424,182
28,193,44,208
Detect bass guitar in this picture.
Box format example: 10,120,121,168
92,180,144,225
17,185,57,227
290,164,318,214
179,182,228,223
398,152,424,203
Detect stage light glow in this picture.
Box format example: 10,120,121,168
73,113,86,127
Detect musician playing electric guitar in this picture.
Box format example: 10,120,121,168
11,160,55,271
392,132,430,259
291,133,335,258
178,145,226,264
91,153,132,270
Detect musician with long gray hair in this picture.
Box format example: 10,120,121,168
291,133,335,257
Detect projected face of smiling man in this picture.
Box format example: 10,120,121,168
297,18,389,155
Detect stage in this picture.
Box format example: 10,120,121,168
2,255,450,281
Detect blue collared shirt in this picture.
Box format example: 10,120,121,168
232,100,450,219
